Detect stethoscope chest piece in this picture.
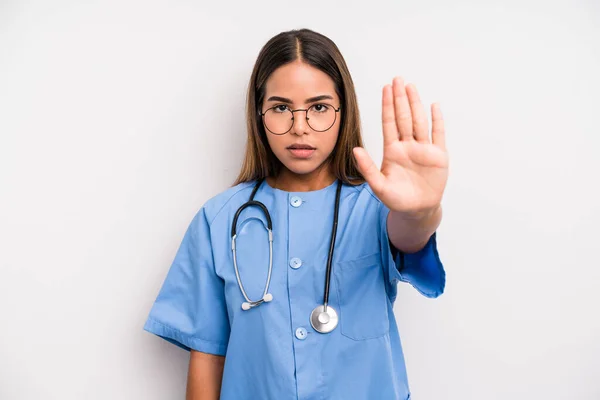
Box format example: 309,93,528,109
310,305,338,333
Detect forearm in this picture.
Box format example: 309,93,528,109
186,350,225,400
386,204,442,254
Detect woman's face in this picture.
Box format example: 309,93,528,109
261,60,341,178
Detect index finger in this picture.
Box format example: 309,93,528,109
382,84,398,146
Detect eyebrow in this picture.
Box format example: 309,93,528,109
266,94,334,104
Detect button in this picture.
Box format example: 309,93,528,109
295,327,308,340
290,196,303,207
289,257,303,269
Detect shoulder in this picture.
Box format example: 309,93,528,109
200,181,257,225
360,182,381,203
346,180,383,207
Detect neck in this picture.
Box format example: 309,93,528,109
267,165,336,192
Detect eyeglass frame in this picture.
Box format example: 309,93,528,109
259,103,342,135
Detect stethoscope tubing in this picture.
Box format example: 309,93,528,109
231,178,342,315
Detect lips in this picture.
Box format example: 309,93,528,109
288,146,316,159
287,144,315,150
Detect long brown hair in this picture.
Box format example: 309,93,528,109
233,28,365,186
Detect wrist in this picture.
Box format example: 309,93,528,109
393,203,442,221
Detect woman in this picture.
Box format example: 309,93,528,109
144,28,449,400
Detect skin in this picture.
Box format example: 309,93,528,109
353,77,449,252
186,351,225,400
186,62,449,399
263,60,341,192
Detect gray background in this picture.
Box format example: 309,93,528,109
1,0,599,399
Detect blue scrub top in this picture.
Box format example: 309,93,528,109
144,179,445,400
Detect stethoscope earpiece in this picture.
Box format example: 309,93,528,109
241,293,273,311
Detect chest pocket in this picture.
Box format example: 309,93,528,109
334,252,390,340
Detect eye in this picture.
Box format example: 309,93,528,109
311,103,330,113
272,104,290,113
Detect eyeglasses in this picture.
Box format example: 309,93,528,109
260,103,341,135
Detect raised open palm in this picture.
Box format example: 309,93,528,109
353,77,449,214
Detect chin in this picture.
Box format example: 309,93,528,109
281,160,322,176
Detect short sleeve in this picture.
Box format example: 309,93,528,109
379,203,446,298
143,207,230,356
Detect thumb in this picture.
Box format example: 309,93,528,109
353,147,385,193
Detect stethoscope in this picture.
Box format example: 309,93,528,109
231,177,342,334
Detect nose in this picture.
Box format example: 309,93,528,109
290,109,309,136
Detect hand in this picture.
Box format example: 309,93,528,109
353,76,449,216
